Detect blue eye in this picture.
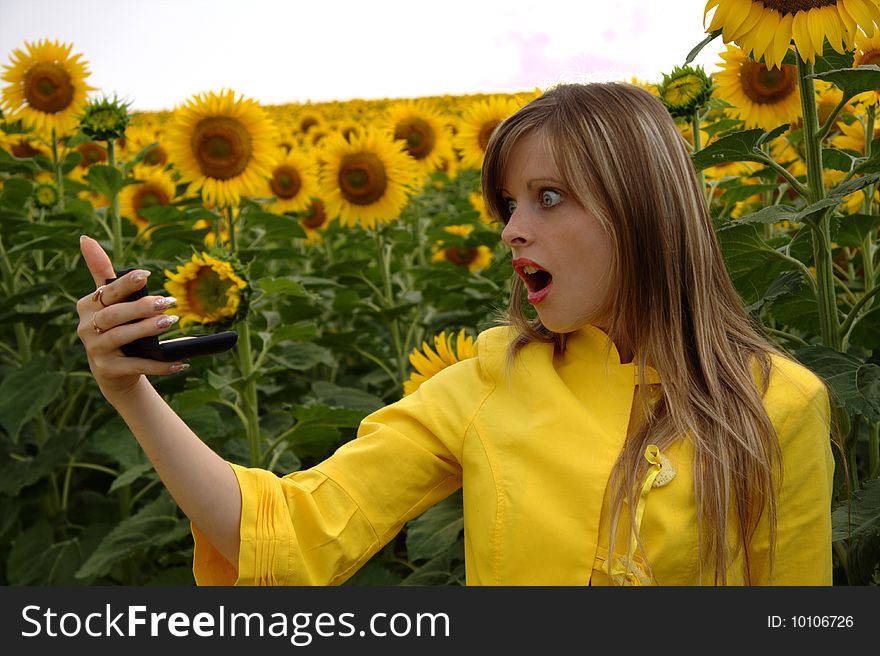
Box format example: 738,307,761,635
540,189,562,208
506,198,517,214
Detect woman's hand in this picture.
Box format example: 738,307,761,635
76,235,185,404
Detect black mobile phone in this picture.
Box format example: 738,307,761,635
109,268,238,362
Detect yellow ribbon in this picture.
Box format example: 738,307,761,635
601,445,663,586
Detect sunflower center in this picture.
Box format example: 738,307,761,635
187,267,233,316
23,62,75,114
77,142,107,168
444,246,478,266
11,139,43,158
144,145,168,167
394,118,436,160
760,1,840,14
741,61,797,104
191,116,253,180
133,185,169,216
300,116,319,133
302,199,328,229
478,120,502,151
338,152,388,205
270,165,302,199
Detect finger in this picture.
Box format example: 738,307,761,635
80,235,116,288
101,354,190,377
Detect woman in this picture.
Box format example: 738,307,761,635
76,82,833,585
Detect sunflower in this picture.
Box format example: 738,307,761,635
123,125,169,168
382,100,454,177
831,109,878,153
265,148,319,214
298,197,331,243
163,251,249,329
167,89,278,208
656,65,714,119
714,45,801,129
454,96,522,170
402,329,475,396
119,166,177,234
705,0,880,68
431,224,493,272
318,129,419,229
1,39,93,137
852,30,880,106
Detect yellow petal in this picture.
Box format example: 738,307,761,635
707,0,735,34
721,0,754,42
729,0,766,42
769,13,795,68
807,8,827,58
792,11,816,63
822,6,846,53
842,0,874,30
750,9,780,63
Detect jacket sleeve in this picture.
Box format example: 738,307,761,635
747,369,835,585
191,353,491,586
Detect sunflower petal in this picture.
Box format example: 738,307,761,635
769,13,795,68
822,7,846,53
792,11,816,63
729,1,766,42
806,8,827,58
843,0,875,31
720,0,754,41
750,9,779,64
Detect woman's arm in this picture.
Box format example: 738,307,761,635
110,377,242,567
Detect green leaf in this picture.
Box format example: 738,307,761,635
823,147,856,173
0,176,34,212
716,222,791,305
0,147,40,174
61,150,82,174
735,204,798,225
811,65,880,101
137,204,186,224
832,478,880,541
0,357,64,443
75,494,191,579
793,196,843,224
84,164,137,198
828,171,880,197
0,429,80,495
834,213,880,247
124,141,158,172
257,276,309,297
685,30,720,65
405,490,464,561
285,424,341,459
719,183,779,205
794,346,880,421
691,128,772,171
108,462,153,493
88,416,148,470
310,381,385,412
273,342,335,370
849,307,880,350
265,322,318,348
5,521,98,585
290,403,366,429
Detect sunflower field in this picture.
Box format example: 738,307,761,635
1,0,880,586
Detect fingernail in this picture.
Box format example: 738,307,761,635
156,314,178,329
132,270,151,284
154,296,177,310
79,235,86,244
169,363,190,373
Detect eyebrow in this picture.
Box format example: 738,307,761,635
500,177,566,196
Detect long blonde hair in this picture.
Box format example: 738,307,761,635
482,82,791,584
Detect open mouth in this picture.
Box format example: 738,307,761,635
515,262,553,303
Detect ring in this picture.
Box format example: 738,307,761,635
92,285,110,307
92,314,105,334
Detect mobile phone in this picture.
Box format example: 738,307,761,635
108,268,238,362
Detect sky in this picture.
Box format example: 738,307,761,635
0,0,727,111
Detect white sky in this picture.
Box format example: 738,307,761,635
0,0,727,111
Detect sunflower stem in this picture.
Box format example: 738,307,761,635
107,138,124,261
236,319,261,467
374,229,406,387
860,106,877,317
51,128,65,211
227,205,237,254
797,57,841,352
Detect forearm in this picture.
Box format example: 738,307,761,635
109,376,242,567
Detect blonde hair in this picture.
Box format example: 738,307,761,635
482,82,793,584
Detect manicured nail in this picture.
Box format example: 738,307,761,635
169,363,190,373
154,296,177,310
156,314,178,329
132,270,151,284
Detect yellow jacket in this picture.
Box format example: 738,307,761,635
192,324,834,585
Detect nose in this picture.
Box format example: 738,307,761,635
501,207,533,248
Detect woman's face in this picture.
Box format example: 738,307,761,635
500,130,614,334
